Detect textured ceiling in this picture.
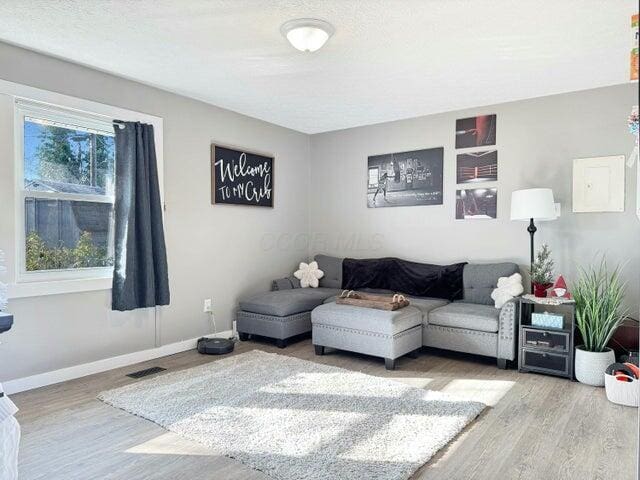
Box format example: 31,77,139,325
0,0,636,133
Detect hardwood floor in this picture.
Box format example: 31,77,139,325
13,338,637,479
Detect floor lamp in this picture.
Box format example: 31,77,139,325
510,188,558,288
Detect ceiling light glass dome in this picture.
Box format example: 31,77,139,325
280,18,335,52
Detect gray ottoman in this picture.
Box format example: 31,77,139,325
236,287,341,347
311,303,422,370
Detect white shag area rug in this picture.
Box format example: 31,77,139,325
99,350,485,480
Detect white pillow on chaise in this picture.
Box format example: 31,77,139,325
294,261,325,288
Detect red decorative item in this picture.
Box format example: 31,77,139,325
624,362,640,379
533,282,552,298
549,275,572,299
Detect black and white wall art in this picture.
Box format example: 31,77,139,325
211,145,273,207
367,147,444,208
455,114,497,149
455,188,497,219
456,150,498,183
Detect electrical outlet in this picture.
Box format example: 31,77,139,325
203,298,212,313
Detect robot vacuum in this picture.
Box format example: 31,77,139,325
197,337,235,355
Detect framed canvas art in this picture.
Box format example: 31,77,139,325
211,144,274,207
367,147,444,208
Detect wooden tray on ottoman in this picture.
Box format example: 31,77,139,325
336,291,410,311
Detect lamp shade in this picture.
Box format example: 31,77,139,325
510,188,557,221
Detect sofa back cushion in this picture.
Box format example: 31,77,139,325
463,263,519,305
314,254,343,289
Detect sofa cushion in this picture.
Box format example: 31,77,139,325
427,302,499,333
239,288,341,317
463,263,519,305
312,303,422,335
315,254,343,289
407,297,450,318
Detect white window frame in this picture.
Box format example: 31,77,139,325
15,101,117,283
1,80,164,299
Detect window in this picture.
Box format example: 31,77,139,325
17,101,116,281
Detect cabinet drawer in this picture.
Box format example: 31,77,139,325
522,328,569,352
521,348,569,376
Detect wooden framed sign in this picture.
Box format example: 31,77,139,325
210,144,274,207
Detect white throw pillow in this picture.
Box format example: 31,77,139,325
490,273,524,309
294,261,325,288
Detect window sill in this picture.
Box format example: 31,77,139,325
8,277,112,299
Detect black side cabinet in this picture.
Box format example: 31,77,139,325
518,296,576,380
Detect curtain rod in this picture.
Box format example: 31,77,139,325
113,120,125,130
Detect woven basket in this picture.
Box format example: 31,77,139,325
604,373,639,407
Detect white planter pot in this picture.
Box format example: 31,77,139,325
574,346,615,387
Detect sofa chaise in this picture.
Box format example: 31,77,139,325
236,255,519,368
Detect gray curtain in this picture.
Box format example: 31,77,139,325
112,122,170,311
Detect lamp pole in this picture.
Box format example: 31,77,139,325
527,218,537,291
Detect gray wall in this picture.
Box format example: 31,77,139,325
309,84,640,313
0,42,310,381
0,41,637,383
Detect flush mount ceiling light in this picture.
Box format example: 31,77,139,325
280,18,335,52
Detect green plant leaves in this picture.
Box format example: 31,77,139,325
25,231,113,271
530,243,555,285
573,258,627,352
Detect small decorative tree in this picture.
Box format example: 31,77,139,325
530,243,554,297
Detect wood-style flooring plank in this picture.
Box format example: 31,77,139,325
11,339,637,480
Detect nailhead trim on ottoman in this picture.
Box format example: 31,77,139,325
236,310,311,340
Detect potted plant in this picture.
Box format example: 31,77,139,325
573,259,627,386
530,244,554,297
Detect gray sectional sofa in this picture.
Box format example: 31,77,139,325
236,254,519,369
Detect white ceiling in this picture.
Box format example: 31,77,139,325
0,0,636,134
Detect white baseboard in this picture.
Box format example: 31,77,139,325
2,330,233,395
